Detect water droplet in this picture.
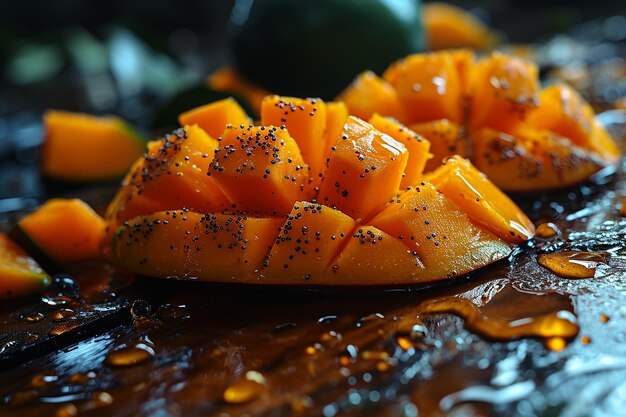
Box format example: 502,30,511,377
537,251,609,278
223,371,267,404
536,222,560,238
105,346,154,367
130,300,152,322
156,304,189,320
52,309,75,322
20,312,44,322
55,403,78,417
580,335,592,345
49,320,82,336
41,276,79,306
601,314,611,323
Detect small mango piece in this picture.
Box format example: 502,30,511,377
423,2,497,50
337,71,407,123
383,52,464,124
263,202,356,283
179,97,250,138
15,199,105,265
317,116,408,221
368,113,431,187
209,124,311,215
0,234,49,299
410,119,467,172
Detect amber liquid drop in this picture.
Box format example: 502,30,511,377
415,283,579,341
537,251,609,279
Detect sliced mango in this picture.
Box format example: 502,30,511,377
317,116,408,221
178,97,250,138
423,2,497,50
209,124,310,215
42,110,145,182
112,211,282,281
0,234,49,299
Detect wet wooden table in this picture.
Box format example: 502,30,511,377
0,116,626,417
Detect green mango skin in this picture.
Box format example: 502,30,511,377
229,0,425,100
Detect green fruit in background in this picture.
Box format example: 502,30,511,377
229,0,425,99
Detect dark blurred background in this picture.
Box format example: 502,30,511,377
0,0,624,209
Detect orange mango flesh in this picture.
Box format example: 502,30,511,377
317,117,408,222
331,226,426,285
471,127,608,192
425,156,535,243
338,51,619,192
410,119,467,172
368,113,431,188
383,52,464,124
337,71,407,123
178,97,250,138
423,2,497,50
42,110,145,181
0,234,49,299
469,53,540,132
261,96,328,181
106,125,231,227
323,101,350,156
370,183,510,279
18,199,105,264
113,211,283,281
209,124,311,216
262,202,356,282
102,93,539,285
527,84,620,163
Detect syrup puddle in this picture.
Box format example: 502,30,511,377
537,251,609,279
415,283,579,342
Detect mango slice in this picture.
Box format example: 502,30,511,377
370,183,510,279
12,199,104,266
425,156,535,243
42,110,145,182
337,71,406,123
263,202,356,282
317,116,408,221
423,2,497,50
338,50,619,191
0,234,49,299
105,95,534,286
179,97,250,138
